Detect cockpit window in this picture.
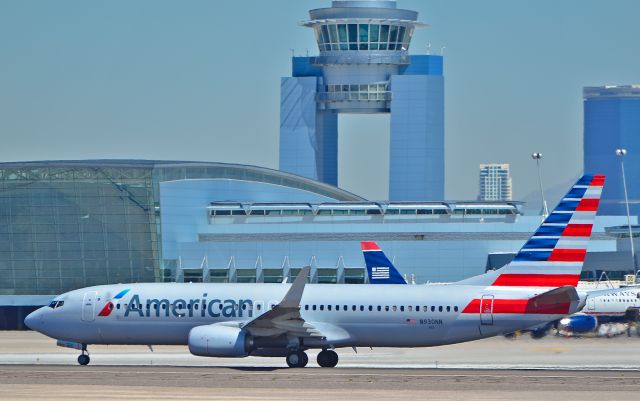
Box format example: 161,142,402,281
48,301,64,309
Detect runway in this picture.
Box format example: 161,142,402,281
2,331,640,400
1,365,640,400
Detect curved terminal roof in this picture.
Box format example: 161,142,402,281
0,160,364,202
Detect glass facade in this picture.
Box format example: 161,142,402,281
0,164,158,295
315,23,413,52
317,83,391,103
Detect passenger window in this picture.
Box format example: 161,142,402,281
454,306,459,312
320,305,324,311
117,304,121,310
336,305,339,310
377,306,382,311
408,306,413,312
431,306,435,312
368,305,373,311
392,306,397,312
352,305,356,311
360,305,364,311
385,306,390,312
328,305,332,311
195,303,199,310
256,304,261,311
423,306,427,312
446,306,451,312
305,305,309,310
344,305,348,311
400,306,405,312
312,305,317,311
438,306,443,312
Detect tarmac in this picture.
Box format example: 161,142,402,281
1,331,640,400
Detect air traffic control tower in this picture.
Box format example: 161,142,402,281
279,0,444,201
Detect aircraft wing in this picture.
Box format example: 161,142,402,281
241,266,323,338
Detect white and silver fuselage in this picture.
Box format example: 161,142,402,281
27,282,569,349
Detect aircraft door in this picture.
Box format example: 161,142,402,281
480,295,494,325
82,291,97,322
587,298,596,311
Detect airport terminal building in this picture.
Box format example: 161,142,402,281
0,160,636,329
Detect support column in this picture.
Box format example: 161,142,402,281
389,74,444,201
280,77,338,185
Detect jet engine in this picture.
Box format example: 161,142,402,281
558,313,597,334
188,324,250,357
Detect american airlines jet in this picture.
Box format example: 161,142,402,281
26,174,605,368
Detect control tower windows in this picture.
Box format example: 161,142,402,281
370,24,380,50
338,25,348,50
359,24,369,50
379,25,390,50
314,23,412,53
348,24,358,50
388,26,398,50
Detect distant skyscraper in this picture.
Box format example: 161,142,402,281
478,164,512,201
279,0,444,201
584,85,640,216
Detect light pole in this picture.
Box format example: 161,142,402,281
616,148,636,274
531,153,549,218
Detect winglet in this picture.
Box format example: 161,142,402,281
279,266,310,308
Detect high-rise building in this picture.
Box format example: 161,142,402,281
279,0,444,201
584,85,640,216
478,164,512,201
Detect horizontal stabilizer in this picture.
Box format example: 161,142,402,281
525,286,579,315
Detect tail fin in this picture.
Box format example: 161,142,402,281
490,174,605,287
361,241,408,284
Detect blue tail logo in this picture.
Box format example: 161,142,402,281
361,242,407,284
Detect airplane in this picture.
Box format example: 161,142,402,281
26,174,605,368
552,286,640,335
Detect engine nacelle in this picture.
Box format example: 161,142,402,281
558,313,597,333
188,324,250,357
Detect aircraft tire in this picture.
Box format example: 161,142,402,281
78,354,90,366
286,351,307,368
317,350,338,368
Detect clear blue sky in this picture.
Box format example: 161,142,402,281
1,0,638,201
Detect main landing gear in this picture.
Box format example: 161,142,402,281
285,349,339,368
316,349,338,368
285,350,308,368
77,345,90,366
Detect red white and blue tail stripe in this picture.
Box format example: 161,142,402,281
492,174,605,287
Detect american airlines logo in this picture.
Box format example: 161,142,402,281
371,267,390,279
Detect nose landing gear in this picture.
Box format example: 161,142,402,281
77,345,90,366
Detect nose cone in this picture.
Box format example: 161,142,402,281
24,308,44,332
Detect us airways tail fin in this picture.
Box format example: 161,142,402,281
459,174,605,288
361,242,408,284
